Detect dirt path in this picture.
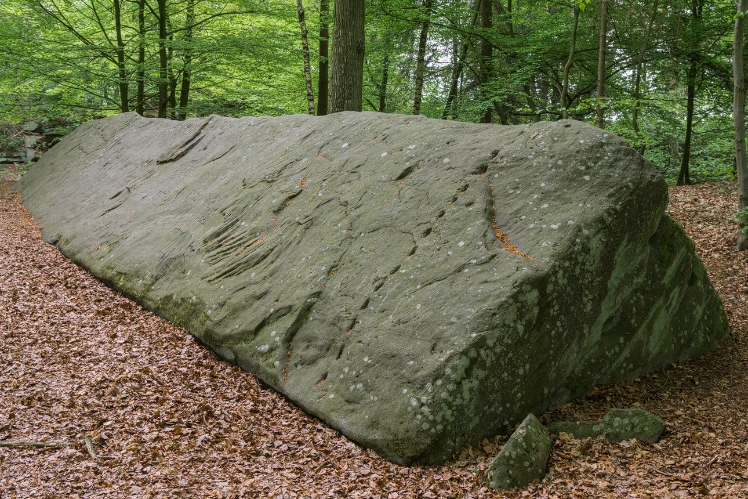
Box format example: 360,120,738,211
1,179,747,498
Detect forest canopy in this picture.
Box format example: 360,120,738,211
0,0,743,186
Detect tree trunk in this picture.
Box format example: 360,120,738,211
734,0,748,250
678,0,703,186
378,52,389,112
677,58,696,186
177,0,195,121
297,0,315,115
136,0,146,115
412,0,433,115
442,0,481,120
157,0,168,118
330,0,365,113
113,0,128,113
595,0,608,129
317,0,330,115
478,0,492,123
632,0,659,154
561,6,580,120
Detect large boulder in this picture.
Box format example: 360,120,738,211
15,112,728,464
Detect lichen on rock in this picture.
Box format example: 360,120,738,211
15,112,729,464
484,413,551,490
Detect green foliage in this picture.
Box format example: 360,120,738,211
0,0,742,189
730,207,748,233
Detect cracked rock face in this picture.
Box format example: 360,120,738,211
16,112,728,464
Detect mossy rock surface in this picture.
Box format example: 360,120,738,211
549,408,665,443
485,414,551,490
15,112,728,464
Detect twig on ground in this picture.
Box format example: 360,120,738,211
84,436,97,460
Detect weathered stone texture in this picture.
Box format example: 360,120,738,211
15,112,728,464
485,414,551,490
550,408,665,443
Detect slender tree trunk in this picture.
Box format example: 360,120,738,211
412,0,433,115
561,6,581,120
442,0,481,120
523,83,540,122
317,0,330,115
157,0,168,118
177,0,195,120
378,52,389,112
297,0,315,115
595,0,609,129
678,0,703,186
632,0,659,154
136,0,146,115
330,0,365,113
113,0,128,113
734,0,748,250
478,0,492,123
677,59,697,185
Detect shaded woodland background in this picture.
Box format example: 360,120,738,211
0,0,745,185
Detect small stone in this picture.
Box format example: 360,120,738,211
484,414,551,490
549,408,664,443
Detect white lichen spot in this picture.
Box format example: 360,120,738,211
342,143,349,148
416,304,421,310
271,331,276,336
381,152,387,157
329,393,334,398
408,144,416,149
274,361,280,367
458,241,465,247
541,203,549,208
257,344,269,352
403,389,408,394
550,224,559,229
443,158,450,163
540,182,546,187
584,175,591,181
364,356,369,362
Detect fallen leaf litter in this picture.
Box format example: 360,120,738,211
1,178,747,498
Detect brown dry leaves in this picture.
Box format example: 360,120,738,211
1,179,747,499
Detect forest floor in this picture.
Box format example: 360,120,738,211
1,174,747,499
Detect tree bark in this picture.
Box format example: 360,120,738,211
595,0,609,129
632,0,659,154
157,0,169,118
330,0,365,113
136,0,146,115
677,58,696,186
442,0,481,120
317,0,330,115
734,0,748,250
478,0,492,123
113,0,128,113
378,52,389,112
297,0,315,115
177,0,195,120
412,0,433,115
561,6,580,120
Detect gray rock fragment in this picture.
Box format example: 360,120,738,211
549,408,665,443
485,414,551,490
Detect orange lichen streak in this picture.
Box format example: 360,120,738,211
489,182,533,261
